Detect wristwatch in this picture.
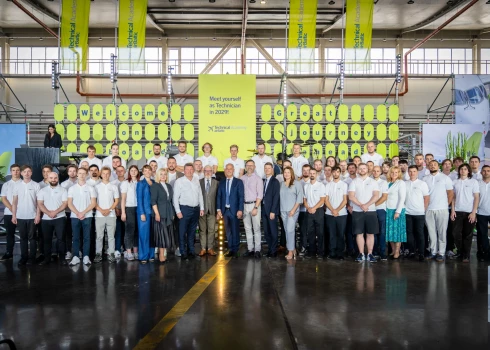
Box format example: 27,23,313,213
254,206,258,209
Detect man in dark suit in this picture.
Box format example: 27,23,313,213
217,164,244,258
262,162,280,257
199,166,219,256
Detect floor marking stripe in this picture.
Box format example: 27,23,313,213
133,257,231,350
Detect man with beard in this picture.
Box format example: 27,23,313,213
147,143,168,170
175,141,194,173
414,154,429,180
313,159,324,182
469,156,482,180
167,157,184,187
297,164,311,256
399,160,409,181
61,164,78,261
110,156,123,181
325,166,348,260
304,168,326,260
36,172,68,265
87,164,101,187
423,160,454,260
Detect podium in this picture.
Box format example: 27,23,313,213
15,148,68,182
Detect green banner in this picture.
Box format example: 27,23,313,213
118,0,148,71
60,0,91,72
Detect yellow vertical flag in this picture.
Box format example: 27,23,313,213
60,0,91,72
288,0,318,73
118,0,148,71
344,0,374,71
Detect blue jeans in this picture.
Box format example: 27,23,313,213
375,209,387,256
71,217,92,258
179,205,200,255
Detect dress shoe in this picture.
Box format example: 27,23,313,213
198,249,207,257
60,259,68,266
38,258,51,266
207,249,217,256
188,253,196,259
242,250,254,257
18,258,27,266
224,251,234,258
26,259,34,266
35,255,45,264
254,251,262,259
268,252,277,258
233,252,239,259
181,254,188,260
1,252,13,261
418,254,425,262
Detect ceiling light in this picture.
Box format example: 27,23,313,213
329,37,333,42
185,37,188,40
383,38,386,42
407,0,414,3
157,37,162,41
39,37,43,41
329,0,335,4
250,0,256,3
261,0,266,3
9,37,14,41
212,37,217,41
98,37,102,41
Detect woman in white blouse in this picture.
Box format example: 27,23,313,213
385,166,407,259
121,165,139,261
451,163,480,263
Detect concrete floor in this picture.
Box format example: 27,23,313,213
0,246,489,349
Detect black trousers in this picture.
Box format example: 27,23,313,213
298,211,308,250
262,210,279,254
17,219,36,260
42,217,66,259
64,212,73,254
278,215,286,247
446,209,455,252
327,215,347,257
307,209,324,256
3,215,16,255
125,207,138,248
406,214,425,255
452,211,475,257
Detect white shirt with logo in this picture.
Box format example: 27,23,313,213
251,154,273,179
303,181,326,208
223,157,245,178
423,172,453,211
174,153,194,166
348,177,380,212
37,185,68,220
453,178,479,213
405,179,429,216
94,182,120,218
1,179,21,215
325,180,348,216
289,155,309,179
13,180,41,220
477,180,490,216
361,152,384,166
147,155,168,170
374,178,389,211
68,183,97,219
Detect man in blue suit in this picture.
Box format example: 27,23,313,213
217,164,244,258
262,162,280,257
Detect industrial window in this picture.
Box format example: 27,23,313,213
481,49,490,74
403,48,472,75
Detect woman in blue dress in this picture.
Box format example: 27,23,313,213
137,165,155,264
385,166,407,259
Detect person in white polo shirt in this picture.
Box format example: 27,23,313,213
39,164,53,189
423,160,454,261
348,163,380,263
476,165,490,262
223,144,245,178
251,142,273,179
11,165,41,266
81,145,102,170
372,166,389,260
174,141,194,173
61,164,78,261
93,167,120,263
197,142,218,175
303,167,326,260
361,142,384,166
37,172,68,266
0,163,21,261
297,164,311,256
405,165,430,262
289,143,309,180
325,166,348,260
469,155,482,180
102,143,127,170
68,167,97,266
147,143,168,171
450,157,463,181
451,163,479,263
415,153,429,180
87,164,101,187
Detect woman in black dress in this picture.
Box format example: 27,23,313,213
44,124,63,148
150,168,175,263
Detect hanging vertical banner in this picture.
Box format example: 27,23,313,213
345,0,374,71
118,0,148,71
60,0,90,72
288,0,318,73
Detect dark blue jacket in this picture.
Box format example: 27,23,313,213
217,177,244,214
262,176,280,216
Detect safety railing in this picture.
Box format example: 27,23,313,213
2,58,481,76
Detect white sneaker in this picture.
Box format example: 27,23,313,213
115,250,121,259
65,252,73,261
127,252,135,261
123,251,128,259
134,252,139,260
83,256,91,265
69,256,80,266
175,247,181,257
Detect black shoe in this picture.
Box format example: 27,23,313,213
233,252,239,259
188,253,195,259
317,255,324,260
418,254,425,262
51,255,59,262
1,252,13,261
337,255,345,261
35,255,45,264
254,251,261,258
268,252,277,258
380,255,388,261
26,259,34,266
224,251,234,258
407,253,416,259
326,255,336,260
38,258,51,266
478,252,487,262
60,259,68,266
304,253,313,259
181,254,188,260
243,250,254,257
18,258,27,266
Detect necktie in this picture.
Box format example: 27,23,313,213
226,179,230,206
264,178,269,193
206,179,210,194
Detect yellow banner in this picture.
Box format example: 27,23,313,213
345,0,374,69
288,0,318,73
118,0,148,71
60,0,90,72
198,75,256,170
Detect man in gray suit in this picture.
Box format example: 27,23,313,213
199,165,219,256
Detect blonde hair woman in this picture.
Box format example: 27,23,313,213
385,166,407,259
150,168,175,263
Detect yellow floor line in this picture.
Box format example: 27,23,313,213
133,257,231,350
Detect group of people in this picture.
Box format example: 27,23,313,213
1,139,489,266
